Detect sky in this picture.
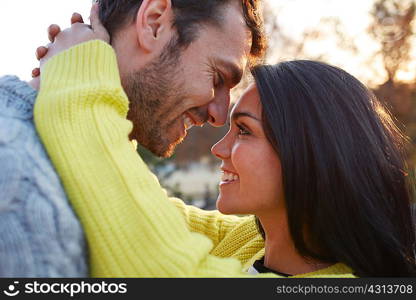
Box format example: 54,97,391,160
0,0,91,81
267,0,415,86
0,0,414,85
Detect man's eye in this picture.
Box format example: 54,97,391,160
237,124,250,136
215,72,225,87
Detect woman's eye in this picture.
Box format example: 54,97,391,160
237,124,250,136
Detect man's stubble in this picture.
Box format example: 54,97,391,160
123,38,186,158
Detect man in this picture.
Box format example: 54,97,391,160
37,0,265,157
0,0,265,277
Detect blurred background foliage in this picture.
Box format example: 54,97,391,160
141,0,416,208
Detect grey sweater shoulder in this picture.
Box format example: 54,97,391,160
0,76,88,277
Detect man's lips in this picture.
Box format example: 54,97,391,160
183,112,195,130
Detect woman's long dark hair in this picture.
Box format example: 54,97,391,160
251,61,416,277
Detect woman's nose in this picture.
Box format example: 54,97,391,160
211,134,231,160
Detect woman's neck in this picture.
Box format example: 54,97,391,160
259,214,332,276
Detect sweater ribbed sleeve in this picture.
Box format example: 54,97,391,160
34,40,355,278
34,40,256,277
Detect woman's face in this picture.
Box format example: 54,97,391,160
211,83,284,216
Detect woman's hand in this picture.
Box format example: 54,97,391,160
31,12,84,78
29,3,109,90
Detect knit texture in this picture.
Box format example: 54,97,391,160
34,40,355,278
0,75,87,277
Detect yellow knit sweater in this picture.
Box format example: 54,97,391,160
34,40,355,278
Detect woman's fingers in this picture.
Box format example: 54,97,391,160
31,68,40,78
33,23,57,78
48,24,61,42
35,46,48,61
71,12,84,24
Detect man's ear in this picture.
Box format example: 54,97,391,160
136,0,173,53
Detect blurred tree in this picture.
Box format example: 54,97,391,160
262,3,358,65
171,183,184,199
173,123,228,168
368,0,415,83
137,145,176,182
367,0,416,168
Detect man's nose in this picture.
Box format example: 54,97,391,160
207,90,230,127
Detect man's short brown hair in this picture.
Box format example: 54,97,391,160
97,0,266,64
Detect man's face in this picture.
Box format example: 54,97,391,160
122,3,252,157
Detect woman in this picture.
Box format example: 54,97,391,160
236,62,416,276
34,11,416,277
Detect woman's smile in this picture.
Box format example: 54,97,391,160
219,169,240,186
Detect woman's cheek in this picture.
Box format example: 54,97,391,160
232,144,260,189
237,142,283,209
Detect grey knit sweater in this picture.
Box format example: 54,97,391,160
0,75,88,277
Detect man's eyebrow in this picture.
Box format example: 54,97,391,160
213,58,243,87
231,111,260,122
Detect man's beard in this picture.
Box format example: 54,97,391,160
122,39,186,158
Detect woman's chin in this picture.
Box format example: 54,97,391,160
216,196,241,215
216,197,232,214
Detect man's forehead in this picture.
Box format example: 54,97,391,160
203,1,252,51
205,24,252,87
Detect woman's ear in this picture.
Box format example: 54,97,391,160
135,0,173,53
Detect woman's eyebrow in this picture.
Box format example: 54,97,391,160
231,111,261,122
